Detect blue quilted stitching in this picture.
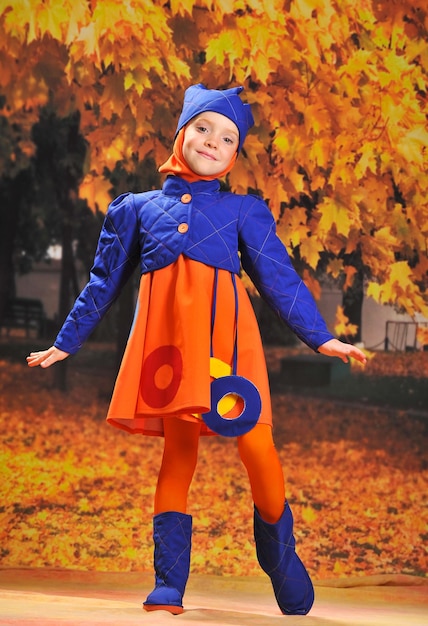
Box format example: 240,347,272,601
55,178,334,355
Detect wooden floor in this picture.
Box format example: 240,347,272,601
0,569,427,625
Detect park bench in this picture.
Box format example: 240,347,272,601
279,353,350,387
0,297,46,338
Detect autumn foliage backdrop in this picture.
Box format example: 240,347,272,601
1,0,427,326
0,0,427,583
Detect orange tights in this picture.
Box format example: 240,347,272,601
154,418,285,523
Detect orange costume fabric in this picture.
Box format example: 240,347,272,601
106,255,272,436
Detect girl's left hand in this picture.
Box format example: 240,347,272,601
27,346,69,368
318,338,367,364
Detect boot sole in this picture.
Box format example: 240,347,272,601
143,604,184,615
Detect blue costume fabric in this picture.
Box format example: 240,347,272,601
54,176,334,356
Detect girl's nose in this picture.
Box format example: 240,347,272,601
205,135,217,148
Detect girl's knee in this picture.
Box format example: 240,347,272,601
237,423,276,461
161,416,201,476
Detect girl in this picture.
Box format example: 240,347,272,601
28,84,367,616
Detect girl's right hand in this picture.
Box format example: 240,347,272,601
26,346,69,368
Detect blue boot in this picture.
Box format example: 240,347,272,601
143,511,192,615
254,502,314,615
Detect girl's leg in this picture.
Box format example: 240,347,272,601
238,423,314,615
237,423,285,523
144,416,201,614
154,416,202,514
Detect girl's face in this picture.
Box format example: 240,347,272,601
182,111,239,177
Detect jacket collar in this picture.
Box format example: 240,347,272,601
162,175,220,197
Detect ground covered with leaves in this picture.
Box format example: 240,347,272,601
0,340,427,582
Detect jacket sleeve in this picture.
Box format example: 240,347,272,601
238,195,335,352
54,193,141,354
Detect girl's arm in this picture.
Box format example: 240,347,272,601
53,193,140,355
239,195,334,351
318,338,366,363
239,196,366,363
27,193,140,365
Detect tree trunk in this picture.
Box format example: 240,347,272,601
53,206,75,391
342,266,364,344
0,177,23,321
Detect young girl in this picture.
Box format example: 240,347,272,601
28,84,367,616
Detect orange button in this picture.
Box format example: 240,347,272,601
181,193,192,204
178,223,189,234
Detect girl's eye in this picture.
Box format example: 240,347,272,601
197,126,208,133
224,137,233,144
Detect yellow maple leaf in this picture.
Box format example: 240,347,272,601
252,49,271,84
228,156,256,194
333,559,346,575
277,207,309,249
289,169,307,194
64,0,89,44
272,127,291,157
301,506,318,524
318,196,352,238
79,173,112,213
383,48,413,83
166,56,192,81
329,159,358,188
389,261,413,288
37,2,69,40
304,103,332,135
210,0,236,12
206,30,246,70
74,21,100,61
366,281,382,304
291,0,327,20
354,144,378,178
299,235,323,269
334,305,359,338
343,265,358,290
327,258,343,279
124,67,152,96
309,138,332,170
78,498,91,513
396,126,428,166
373,226,399,248
263,177,289,219
169,0,195,16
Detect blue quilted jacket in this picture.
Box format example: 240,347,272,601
54,176,334,354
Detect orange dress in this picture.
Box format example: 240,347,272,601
106,256,272,436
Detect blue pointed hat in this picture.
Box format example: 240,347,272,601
176,83,254,153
